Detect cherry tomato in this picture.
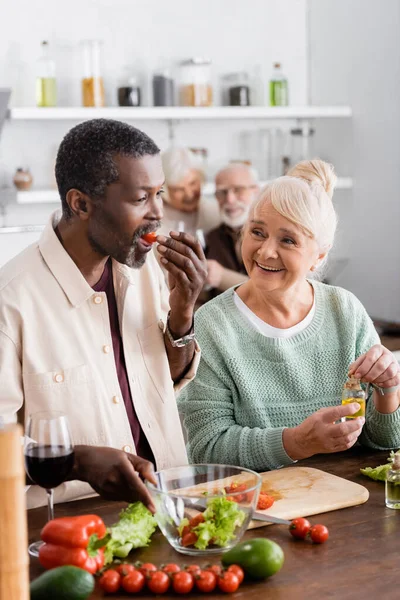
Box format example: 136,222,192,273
181,531,198,547
172,571,194,594
225,482,247,503
195,570,217,593
217,572,240,593
115,564,136,577
138,561,157,575
121,570,146,594
290,517,312,540
205,564,223,576
189,513,205,528
310,524,329,544
142,231,158,244
226,564,245,584
185,564,201,575
162,563,181,574
99,569,121,594
257,492,275,510
147,571,170,594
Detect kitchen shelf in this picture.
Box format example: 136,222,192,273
16,178,353,204
8,106,352,121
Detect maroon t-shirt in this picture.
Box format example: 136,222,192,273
93,259,154,464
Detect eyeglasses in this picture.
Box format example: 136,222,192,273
215,185,257,201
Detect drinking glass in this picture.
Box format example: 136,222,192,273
24,411,74,557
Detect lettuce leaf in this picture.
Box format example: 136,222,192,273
192,497,246,550
104,502,157,564
360,449,400,482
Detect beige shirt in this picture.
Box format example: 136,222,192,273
0,213,200,508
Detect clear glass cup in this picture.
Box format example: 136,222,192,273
24,411,74,557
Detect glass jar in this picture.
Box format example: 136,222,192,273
342,375,366,418
179,58,212,107
290,125,315,166
81,40,105,107
152,67,175,106
118,77,141,107
221,72,250,106
36,41,57,107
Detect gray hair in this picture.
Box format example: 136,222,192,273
161,147,205,186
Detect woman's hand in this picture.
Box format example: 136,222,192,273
283,403,365,460
206,260,224,289
348,344,400,389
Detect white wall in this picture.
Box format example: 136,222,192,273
0,0,309,260
309,0,400,322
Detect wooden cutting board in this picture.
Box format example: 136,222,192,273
248,466,369,529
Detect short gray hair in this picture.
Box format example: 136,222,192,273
161,147,204,186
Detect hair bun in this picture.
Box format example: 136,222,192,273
287,159,337,199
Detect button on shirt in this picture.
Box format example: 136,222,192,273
93,258,154,464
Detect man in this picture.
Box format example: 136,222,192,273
205,163,259,294
0,119,206,509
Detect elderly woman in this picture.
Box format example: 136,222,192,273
178,160,400,470
159,147,219,238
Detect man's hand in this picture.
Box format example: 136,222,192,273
206,259,224,289
71,446,156,512
283,404,365,460
157,232,207,335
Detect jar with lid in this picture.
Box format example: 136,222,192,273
13,168,33,191
179,58,213,107
153,66,175,106
341,375,366,419
289,124,315,166
118,77,141,107
385,453,400,509
81,40,105,107
221,72,250,106
36,41,57,107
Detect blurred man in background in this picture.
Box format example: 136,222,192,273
205,163,259,296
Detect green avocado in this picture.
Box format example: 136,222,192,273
30,566,95,600
222,537,284,579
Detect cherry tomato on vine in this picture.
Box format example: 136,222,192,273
147,571,170,594
289,517,312,540
121,570,145,594
195,570,217,593
205,564,223,576
99,569,121,594
310,524,329,544
115,564,136,577
185,564,201,575
226,564,245,584
217,572,240,593
138,562,157,575
172,571,194,594
142,231,158,244
162,562,181,574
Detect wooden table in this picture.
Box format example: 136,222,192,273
28,447,399,600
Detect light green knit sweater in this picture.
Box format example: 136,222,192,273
178,281,400,471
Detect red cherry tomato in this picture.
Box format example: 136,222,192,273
162,563,181,574
138,561,157,575
310,524,329,544
290,517,312,540
147,571,170,594
121,570,146,594
217,572,240,593
195,570,217,593
172,571,194,594
115,564,136,577
205,564,223,576
142,231,157,244
226,564,245,584
189,513,205,528
99,569,121,594
257,492,275,510
185,564,201,575
181,531,198,547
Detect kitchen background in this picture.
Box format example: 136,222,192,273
0,0,399,325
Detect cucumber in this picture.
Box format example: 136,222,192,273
30,566,95,600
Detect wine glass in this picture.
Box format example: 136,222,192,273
24,411,74,557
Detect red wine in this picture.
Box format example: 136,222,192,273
25,444,75,489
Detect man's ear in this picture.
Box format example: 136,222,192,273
66,189,93,221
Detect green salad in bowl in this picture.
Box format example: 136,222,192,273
146,464,262,556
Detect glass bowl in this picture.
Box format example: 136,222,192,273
146,464,262,556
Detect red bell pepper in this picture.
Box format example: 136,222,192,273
39,515,108,574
